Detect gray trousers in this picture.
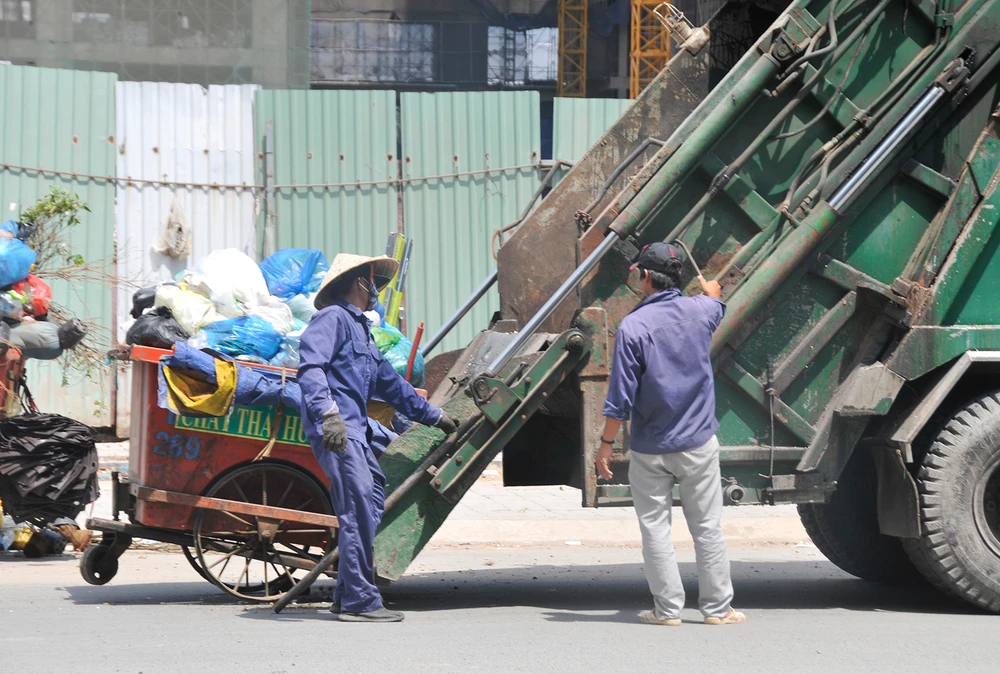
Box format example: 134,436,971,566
628,435,733,619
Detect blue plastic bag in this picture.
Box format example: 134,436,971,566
0,237,36,288
268,329,303,369
190,316,283,361
304,257,329,294
258,249,328,301
384,336,424,387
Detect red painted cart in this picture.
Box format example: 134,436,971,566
83,346,339,602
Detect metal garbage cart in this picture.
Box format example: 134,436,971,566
84,346,339,602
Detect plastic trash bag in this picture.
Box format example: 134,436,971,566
383,337,424,387
258,249,329,301
286,293,318,324
154,197,192,258
181,249,269,318
11,274,52,318
250,296,294,335
371,324,404,353
58,319,88,350
374,323,424,385
189,316,283,361
126,306,189,349
0,237,36,288
0,289,27,321
0,220,35,242
268,328,303,369
7,321,62,360
155,284,222,336
131,286,158,318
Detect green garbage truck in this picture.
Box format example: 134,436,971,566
280,0,1000,615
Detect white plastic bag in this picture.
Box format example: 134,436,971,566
250,296,294,335
181,249,268,318
155,284,222,336
154,196,192,258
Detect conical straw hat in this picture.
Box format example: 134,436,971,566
314,253,399,310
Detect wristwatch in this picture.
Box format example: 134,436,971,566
601,436,616,445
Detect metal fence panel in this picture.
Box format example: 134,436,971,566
114,81,260,433
401,90,541,353
552,97,632,162
254,89,398,259
0,65,116,425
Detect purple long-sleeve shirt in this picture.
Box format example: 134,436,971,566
602,288,725,454
297,301,442,444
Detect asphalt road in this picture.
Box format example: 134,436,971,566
1,545,994,673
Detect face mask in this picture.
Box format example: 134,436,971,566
359,277,378,311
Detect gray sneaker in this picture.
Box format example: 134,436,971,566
339,608,404,623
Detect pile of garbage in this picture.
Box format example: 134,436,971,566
124,248,425,386
0,220,88,361
0,413,99,556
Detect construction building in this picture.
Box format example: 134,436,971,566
0,1,742,98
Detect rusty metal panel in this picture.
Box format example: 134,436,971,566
253,89,398,258
400,91,541,352
0,65,116,426
552,97,632,162
113,81,260,435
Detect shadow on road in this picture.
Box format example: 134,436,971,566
235,560,976,623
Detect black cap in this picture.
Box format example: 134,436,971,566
631,242,681,273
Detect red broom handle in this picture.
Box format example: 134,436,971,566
405,321,425,382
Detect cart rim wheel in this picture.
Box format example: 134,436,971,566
181,545,211,582
193,462,335,603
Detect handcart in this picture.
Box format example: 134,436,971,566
83,346,339,602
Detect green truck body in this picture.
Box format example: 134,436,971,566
373,0,1000,613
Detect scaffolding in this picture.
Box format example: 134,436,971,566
557,0,587,97
629,0,672,98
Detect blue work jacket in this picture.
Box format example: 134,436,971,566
298,301,441,444
602,288,725,454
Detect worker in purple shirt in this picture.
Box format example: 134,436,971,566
596,242,746,626
298,253,459,623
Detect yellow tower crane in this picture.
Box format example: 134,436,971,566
629,0,672,98
557,0,588,97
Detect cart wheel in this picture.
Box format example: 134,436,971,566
182,544,294,596
181,545,210,581
80,544,119,585
194,463,335,602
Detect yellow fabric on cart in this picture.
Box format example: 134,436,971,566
162,357,237,418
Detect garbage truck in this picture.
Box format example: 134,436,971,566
350,0,1000,615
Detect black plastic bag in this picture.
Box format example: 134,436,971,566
58,318,88,349
0,414,100,524
131,285,157,318
126,306,189,349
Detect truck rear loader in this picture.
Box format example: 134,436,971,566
285,0,1000,615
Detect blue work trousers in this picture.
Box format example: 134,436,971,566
311,437,386,614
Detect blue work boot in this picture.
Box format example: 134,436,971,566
339,608,404,623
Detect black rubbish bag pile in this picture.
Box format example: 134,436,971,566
0,414,100,525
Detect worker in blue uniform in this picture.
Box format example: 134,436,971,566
298,253,459,623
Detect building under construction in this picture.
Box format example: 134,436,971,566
1,1,772,98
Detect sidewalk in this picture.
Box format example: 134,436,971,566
93,442,810,549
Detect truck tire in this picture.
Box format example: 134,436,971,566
902,392,1000,613
797,448,922,585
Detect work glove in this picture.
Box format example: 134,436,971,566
321,411,348,456
435,414,460,436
